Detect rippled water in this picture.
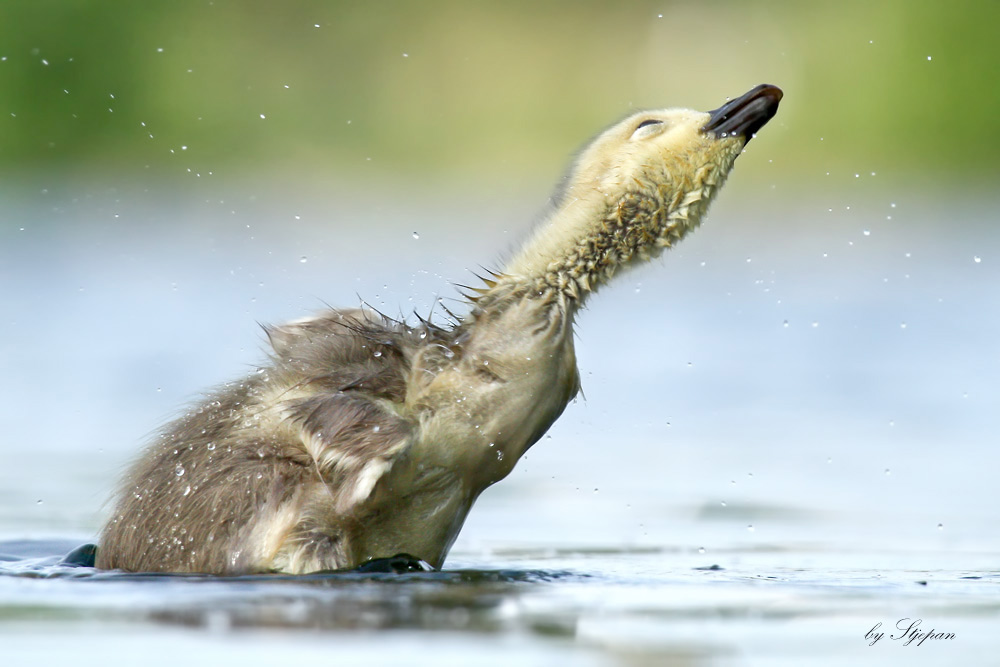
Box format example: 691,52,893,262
3,539,997,666
1,180,998,665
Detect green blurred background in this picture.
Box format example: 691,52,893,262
1,0,997,191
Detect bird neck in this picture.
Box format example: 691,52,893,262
499,185,713,304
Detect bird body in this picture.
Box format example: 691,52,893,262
97,85,782,574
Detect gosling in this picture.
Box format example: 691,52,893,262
97,84,783,574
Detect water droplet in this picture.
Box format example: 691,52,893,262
36,499,43,505
183,485,191,496
372,425,381,433
299,256,308,263
937,523,944,530
175,464,185,476
207,442,216,451
720,501,727,507
412,231,420,240
863,229,870,236
496,450,504,461
402,52,409,58
884,468,891,476
259,113,266,119
747,524,754,532
698,547,706,554
974,256,982,263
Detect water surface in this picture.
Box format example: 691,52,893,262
1,180,997,665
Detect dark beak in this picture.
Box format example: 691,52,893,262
702,84,783,142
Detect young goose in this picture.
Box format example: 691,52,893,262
97,84,782,574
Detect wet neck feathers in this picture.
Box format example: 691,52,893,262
498,109,746,306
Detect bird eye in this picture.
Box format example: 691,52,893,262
631,119,664,139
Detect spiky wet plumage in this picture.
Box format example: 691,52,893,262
97,85,781,574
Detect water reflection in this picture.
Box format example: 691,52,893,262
1,540,578,635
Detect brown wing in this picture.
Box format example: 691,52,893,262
281,391,413,513
265,307,453,511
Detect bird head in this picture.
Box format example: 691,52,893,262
503,84,782,296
